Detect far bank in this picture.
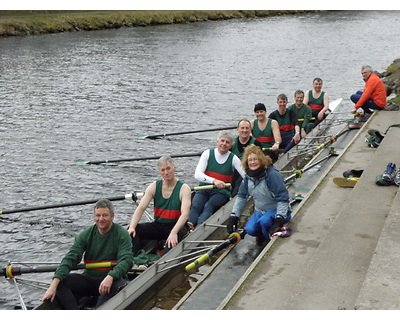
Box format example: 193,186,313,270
0,10,314,38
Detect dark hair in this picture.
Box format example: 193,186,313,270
94,198,115,216
294,90,304,96
254,103,266,112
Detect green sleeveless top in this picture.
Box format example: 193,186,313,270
269,110,295,136
307,91,325,117
251,118,275,149
154,179,183,224
200,149,234,198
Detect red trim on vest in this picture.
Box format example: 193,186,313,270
204,170,233,182
279,124,294,131
254,136,274,143
154,208,181,220
308,103,323,111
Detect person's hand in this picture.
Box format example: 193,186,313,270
227,215,239,234
42,287,57,302
269,217,286,236
128,227,136,237
165,231,178,248
99,275,113,295
213,179,226,189
42,278,60,302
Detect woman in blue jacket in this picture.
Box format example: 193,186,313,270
227,144,291,244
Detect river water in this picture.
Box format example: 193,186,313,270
1,10,400,310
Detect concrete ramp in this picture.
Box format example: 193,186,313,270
222,110,400,310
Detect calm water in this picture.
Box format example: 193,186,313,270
1,10,400,309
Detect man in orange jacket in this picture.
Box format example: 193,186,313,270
351,65,386,114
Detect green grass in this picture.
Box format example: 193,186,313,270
0,10,310,37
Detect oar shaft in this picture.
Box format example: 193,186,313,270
185,232,243,273
145,126,236,140
2,262,117,278
0,193,141,215
87,152,202,165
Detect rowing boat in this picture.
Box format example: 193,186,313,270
29,98,346,309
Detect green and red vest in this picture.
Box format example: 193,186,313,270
307,91,325,117
270,110,295,136
200,149,234,198
251,118,275,149
154,179,183,224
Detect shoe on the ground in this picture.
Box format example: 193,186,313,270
256,236,268,246
395,168,400,186
382,163,397,181
343,169,364,178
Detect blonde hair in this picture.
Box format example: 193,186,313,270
241,144,272,173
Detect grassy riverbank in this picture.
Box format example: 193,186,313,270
0,10,313,37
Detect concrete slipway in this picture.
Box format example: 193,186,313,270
219,109,400,310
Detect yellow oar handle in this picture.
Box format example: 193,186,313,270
192,183,231,191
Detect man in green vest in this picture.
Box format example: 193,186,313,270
128,156,192,255
269,93,301,153
188,131,245,228
303,77,330,129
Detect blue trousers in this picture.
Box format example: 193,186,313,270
244,210,291,239
350,90,382,113
188,189,229,227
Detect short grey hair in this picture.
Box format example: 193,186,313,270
217,131,234,143
158,155,175,168
94,198,115,215
361,65,373,72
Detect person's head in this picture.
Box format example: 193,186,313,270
294,90,304,107
277,93,288,113
157,156,176,181
312,77,323,91
216,131,234,154
241,144,272,173
93,198,115,234
361,65,373,81
254,103,267,120
236,118,252,140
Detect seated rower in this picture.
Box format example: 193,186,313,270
268,93,301,153
303,77,330,129
42,199,133,309
288,90,313,135
230,118,262,197
188,131,245,229
250,103,282,162
128,156,191,255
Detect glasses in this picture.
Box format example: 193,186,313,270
248,158,260,163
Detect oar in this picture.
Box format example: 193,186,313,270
1,185,231,215
284,147,341,183
2,262,117,278
64,152,202,165
185,231,244,273
129,126,237,140
0,193,142,215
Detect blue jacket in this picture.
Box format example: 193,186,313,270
231,166,290,219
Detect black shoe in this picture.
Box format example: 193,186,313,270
256,236,268,246
343,169,364,178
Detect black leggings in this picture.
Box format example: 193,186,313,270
132,221,188,255
55,273,126,309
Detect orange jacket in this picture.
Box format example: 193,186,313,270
355,73,386,109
